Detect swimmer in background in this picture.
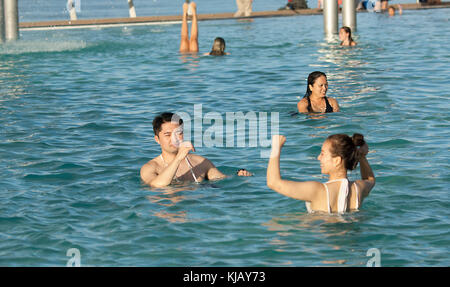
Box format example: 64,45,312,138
141,113,252,188
179,1,198,53
388,5,402,16
179,1,229,56
204,37,230,56
339,26,357,47
297,71,340,113
267,134,375,213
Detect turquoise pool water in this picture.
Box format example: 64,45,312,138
1,8,449,266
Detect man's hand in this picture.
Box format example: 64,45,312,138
237,169,252,176
175,141,195,161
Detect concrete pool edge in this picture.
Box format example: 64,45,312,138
19,2,450,31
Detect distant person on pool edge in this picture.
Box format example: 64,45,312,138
297,71,340,113
141,113,252,187
388,5,402,16
179,1,229,56
267,134,375,213
339,26,357,47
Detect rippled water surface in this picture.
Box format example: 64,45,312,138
1,7,449,266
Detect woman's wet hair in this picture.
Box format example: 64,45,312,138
327,133,365,170
304,71,327,98
153,112,183,136
209,37,226,56
340,26,354,44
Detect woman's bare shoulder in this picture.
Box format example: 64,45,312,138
297,98,308,112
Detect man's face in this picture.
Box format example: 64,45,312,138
155,122,184,153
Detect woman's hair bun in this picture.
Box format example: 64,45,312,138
352,133,365,148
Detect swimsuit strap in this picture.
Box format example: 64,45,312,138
322,183,332,213
337,178,349,212
306,96,333,113
324,97,333,113
305,201,312,213
185,155,199,183
306,96,312,113
305,183,331,213
326,178,349,213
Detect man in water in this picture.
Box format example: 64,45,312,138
141,113,252,187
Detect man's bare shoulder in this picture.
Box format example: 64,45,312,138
188,154,214,165
140,157,163,184
141,157,162,173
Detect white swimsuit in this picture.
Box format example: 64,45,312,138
305,178,360,213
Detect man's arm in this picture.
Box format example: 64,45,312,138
205,158,252,180
142,142,195,188
143,157,184,188
141,159,182,188
140,161,159,186
205,159,227,181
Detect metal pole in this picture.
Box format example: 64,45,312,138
67,0,77,21
342,0,357,32
4,0,18,41
323,0,338,36
0,0,5,43
128,0,136,18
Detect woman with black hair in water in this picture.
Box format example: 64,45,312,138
339,26,357,47
297,71,340,114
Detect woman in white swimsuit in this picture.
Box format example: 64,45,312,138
267,134,375,213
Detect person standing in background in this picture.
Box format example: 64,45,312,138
235,0,253,17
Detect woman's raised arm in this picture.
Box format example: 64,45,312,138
267,135,322,202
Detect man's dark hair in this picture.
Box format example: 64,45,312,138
153,112,183,136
